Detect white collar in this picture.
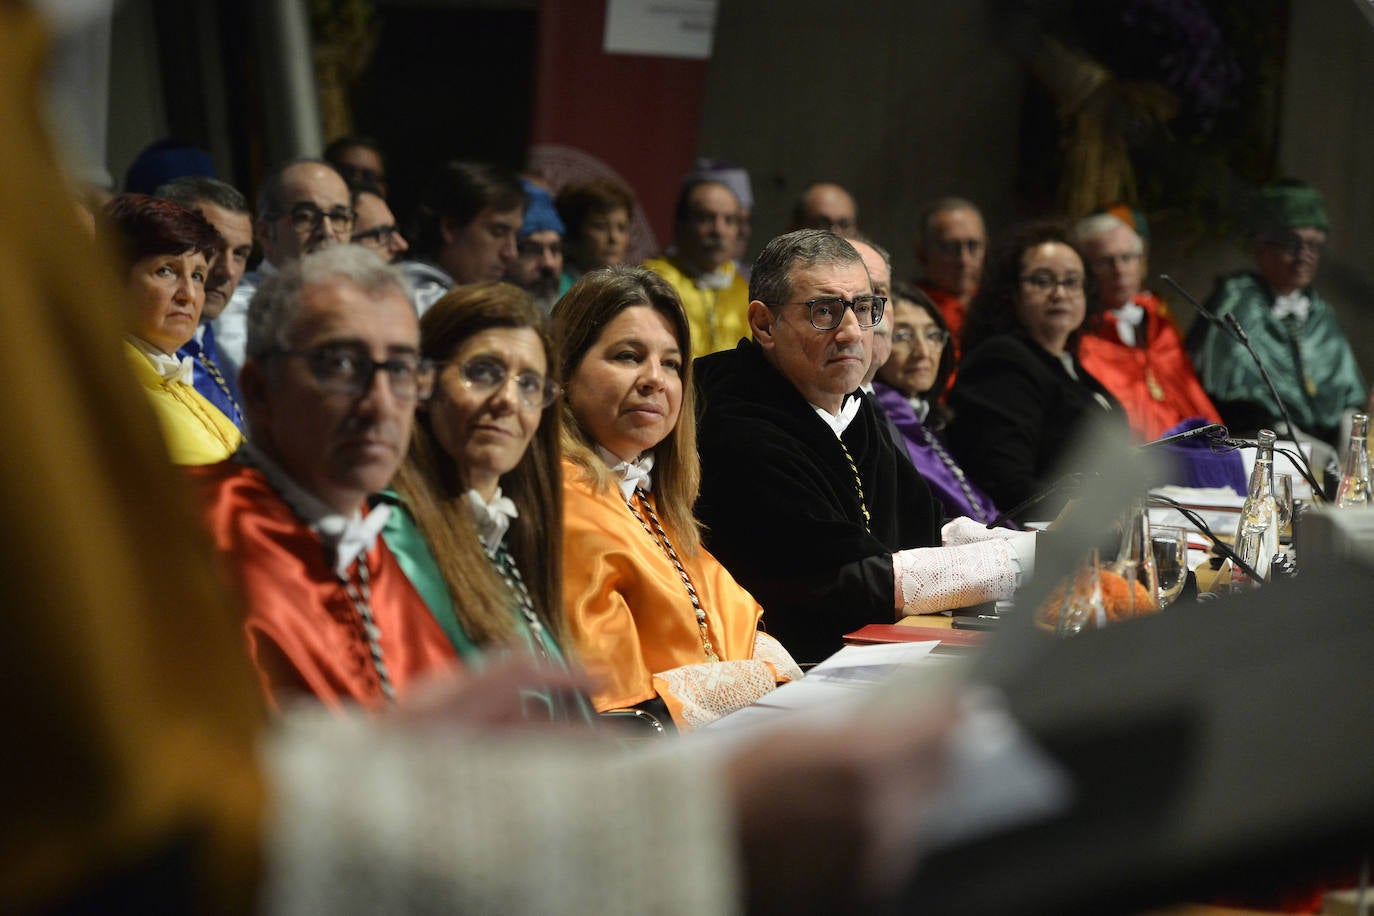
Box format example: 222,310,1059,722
1109,301,1146,347
126,335,194,384
466,486,519,552
812,394,862,439
596,445,656,501
1272,291,1310,322
693,262,735,291
908,395,931,423
236,441,391,579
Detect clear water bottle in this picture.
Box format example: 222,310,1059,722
1335,412,1370,508
1232,428,1279,590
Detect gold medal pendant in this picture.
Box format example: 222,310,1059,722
1146,369,1166,402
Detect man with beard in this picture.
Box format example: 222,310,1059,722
694,230,1033,662
504,179,568,312
1187,180,1366,444
190,246,458,709
643,178,748,356
156,176,254,429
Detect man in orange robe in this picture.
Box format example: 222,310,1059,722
1074,211,1221,440
913,197,987,346
190,246,458,710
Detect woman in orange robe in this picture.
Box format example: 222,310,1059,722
552,266,802,729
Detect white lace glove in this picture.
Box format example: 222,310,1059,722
892,538,1025,616
940,517,1037,583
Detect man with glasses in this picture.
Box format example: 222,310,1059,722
913,197,987,345
190,245,457,709
213,159,355,387
789,181,859,238
694,230,1033,662
1187,180,1366,445
352,187,409,264
1073,209,1221,440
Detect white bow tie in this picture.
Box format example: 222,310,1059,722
607,453,656,501
128,335,195,384
467,487,519,552
1272,292,1310,323
314,503,392,580
1109,303,1145,347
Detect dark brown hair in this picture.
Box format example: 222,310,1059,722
102,193,221,268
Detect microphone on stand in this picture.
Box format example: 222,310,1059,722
1158,274,1322,495
1140,423,1229,450
985,471,1093,529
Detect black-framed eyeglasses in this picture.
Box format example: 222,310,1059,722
272,345,434,401
892,326,950,347
1019,272,1084,295
774,295,887,330
455,354,561,409
352,224,401,247
273,202,356,234
1264,234,1325,258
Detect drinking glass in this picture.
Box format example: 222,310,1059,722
1151,525,1188,608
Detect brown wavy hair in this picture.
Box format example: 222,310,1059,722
391,282,564,645
552,265,702,555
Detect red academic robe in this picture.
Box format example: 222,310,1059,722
190,461,458,710
1077,292,1222,441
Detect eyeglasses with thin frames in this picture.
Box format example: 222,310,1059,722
892,326,950,347
455,354,561,409
274,202,357,234
272,345,434,401
1019,272,1084,296
772,295,887,331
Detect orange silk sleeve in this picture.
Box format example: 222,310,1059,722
561,465,768,715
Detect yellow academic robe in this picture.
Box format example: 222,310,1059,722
123,340,243,465
641,256,751,357
561,461,797,727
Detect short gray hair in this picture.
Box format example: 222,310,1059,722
1072,212,1143,252
247,244,413,360
749,229,863,308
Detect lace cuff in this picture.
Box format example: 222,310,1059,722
892,539,1020,616
653,659,787,729
262,705,740,915
753,630,804,683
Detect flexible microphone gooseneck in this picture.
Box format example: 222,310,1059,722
1158,274,1322,497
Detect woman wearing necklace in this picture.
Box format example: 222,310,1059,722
387,282,591,722
872,284,1004,526
553,266,802,729
104,194,244,464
